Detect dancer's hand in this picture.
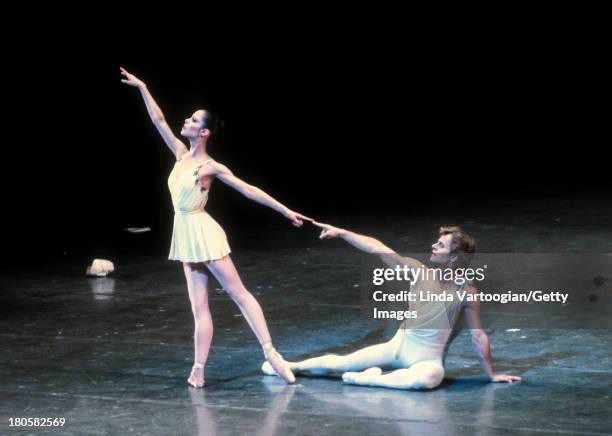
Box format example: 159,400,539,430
313,221,345,239
490,373,522,383
285,210,313,227
120,67,145,88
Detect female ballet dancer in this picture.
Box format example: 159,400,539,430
120,67,311,387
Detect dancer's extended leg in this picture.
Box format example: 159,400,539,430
205,256,273,344
263,340,398,376
206,255,295,383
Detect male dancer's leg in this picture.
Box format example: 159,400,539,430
263,340,398,376
342,360,444,390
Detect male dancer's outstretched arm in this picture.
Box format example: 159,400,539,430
314,221,422,269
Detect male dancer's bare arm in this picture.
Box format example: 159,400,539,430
465,288,522,383
313,221,421,269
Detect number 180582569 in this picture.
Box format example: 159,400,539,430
9,417,66,427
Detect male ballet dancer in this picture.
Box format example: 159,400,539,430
262,222,521,389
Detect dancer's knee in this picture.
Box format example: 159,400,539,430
410,361,444,389
225,285,252,307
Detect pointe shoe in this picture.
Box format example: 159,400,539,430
262,343,295,384
187,362,205,388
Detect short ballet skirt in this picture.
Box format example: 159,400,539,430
168,210,231,262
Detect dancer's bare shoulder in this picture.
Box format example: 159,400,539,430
202,161,250,191
200,160,232,178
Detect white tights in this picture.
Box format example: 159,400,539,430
263,330,445,390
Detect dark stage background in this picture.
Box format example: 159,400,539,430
2,32,609,269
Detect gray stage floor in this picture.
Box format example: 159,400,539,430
2,198,612,435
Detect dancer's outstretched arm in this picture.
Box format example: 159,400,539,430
313,221,421,269
120,67,188,159
203,161,311,227
464,288,522,383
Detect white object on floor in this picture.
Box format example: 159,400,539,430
86,259,115,277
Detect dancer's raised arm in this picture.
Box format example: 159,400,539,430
120,67,188,159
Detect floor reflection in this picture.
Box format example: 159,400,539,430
87,277,116,302
186,380,297,436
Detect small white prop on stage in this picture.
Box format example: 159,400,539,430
86,259,115,277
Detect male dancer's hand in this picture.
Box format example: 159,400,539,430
313,221,345,239
490,373,522,383
120,67,145,89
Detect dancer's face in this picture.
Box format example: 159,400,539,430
430,234,454,265
180,110,209,140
